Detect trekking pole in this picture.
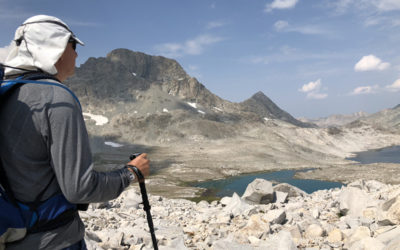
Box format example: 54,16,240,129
129,154,158,250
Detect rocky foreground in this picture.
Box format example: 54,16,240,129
81,179,400,250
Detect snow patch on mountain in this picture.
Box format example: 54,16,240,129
83,113,109,126
104,141,124,148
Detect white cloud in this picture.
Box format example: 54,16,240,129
249,56,269,64
274,20,289,31
386,79,400,92
247,46,346,65
300,79,321,92
299,79,328,99
155,43,182,57
293,26,328,35
307,92,328,99
374,0,400,11
363,16,400,27
0,44,11,63
354,55,390,71
206,21,227,30
273,20,328,35
331,0,400,12
349,85,379,95
155,34,224,58
328,0,400,29
185,35,223,54
265,0,299,12
364,16,382,27
334,0,353,11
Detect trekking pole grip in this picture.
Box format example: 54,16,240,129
126,165,144,183
128,153,145,183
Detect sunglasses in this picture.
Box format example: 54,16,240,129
68,38,77,51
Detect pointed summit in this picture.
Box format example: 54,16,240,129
241,91,313,127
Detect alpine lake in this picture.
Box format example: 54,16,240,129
192,145,400,199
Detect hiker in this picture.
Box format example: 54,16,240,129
0,15,150,249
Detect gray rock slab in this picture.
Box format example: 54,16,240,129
275,191,289,203
339,187,371,217
242,178,274,204
349,237,385,250
223,192,251,216
273,183,308,198
375,226,400,245
264,209,286,225
212,235,260,250
260,231,297,250
220,196,231,207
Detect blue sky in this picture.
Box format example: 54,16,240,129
1,0,400,119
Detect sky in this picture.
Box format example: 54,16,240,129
1,0,400,119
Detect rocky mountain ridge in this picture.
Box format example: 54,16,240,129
299,105,400,132
358,105,400,132
298,111,368,128
65,48,312,143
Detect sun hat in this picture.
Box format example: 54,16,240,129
4,15,84,76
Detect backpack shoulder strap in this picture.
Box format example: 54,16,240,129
0,73,81,110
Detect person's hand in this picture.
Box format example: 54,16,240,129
127,153,150,178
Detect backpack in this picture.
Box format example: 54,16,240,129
0,64,84,249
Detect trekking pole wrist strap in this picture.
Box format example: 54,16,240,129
125,165,144,182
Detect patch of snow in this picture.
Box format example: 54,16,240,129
132,72,137,76
163,108,169,113
213,107,223,112
134,111,138,114
83,112,109,126
187,102,197,109
198,110,206,115
264,117,269,121
104,141,124,148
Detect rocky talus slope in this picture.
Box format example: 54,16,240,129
82,179,400,249
359,105,400,133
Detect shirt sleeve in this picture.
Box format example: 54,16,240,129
46,85,132,203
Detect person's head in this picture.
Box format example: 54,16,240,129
54,37,78,82
4,15,84,81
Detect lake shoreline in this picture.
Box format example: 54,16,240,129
190,168,344,201
295,162,400,185
93,138,400,200
186,161,400,201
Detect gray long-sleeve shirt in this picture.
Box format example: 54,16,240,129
0,79,133,249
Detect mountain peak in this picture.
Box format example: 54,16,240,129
252,91,267,98
242,91,314,128
249,91,274,105
105,48,187,82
